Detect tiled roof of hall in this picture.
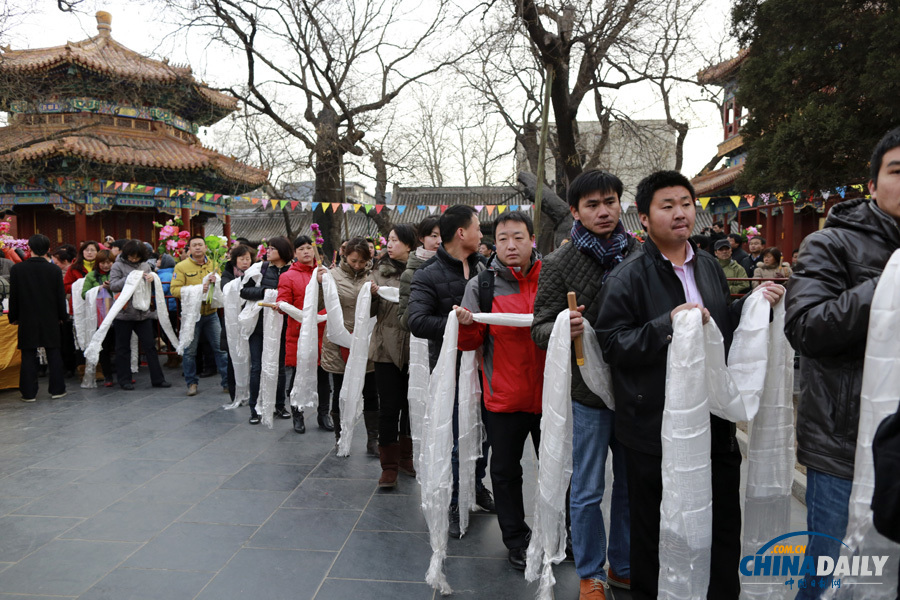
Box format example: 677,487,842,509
0,123,269,192
0,12,237,125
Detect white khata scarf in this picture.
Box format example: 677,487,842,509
80,270,179,388
825,250,900,599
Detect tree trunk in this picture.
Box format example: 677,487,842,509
368,148,393,236
518,171,572,254
548,64,582,188
313,108,343,260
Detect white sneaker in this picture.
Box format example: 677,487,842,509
51,392,67,399
20,397,36,403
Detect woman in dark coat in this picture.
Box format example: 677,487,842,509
8,234,67,402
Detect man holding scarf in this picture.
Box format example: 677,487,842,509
531,170,638,600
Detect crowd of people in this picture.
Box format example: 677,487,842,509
4,126,900,600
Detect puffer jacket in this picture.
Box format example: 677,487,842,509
398,248,433,331
459,253,545,414
108,255,156,321
81,269,110,297
277,260,326,368
531,234,640,409
785,198,900,479
240,260,290,335
170,256,220,316
321,261,373,374
407,246,484,369
595,238,745,456
369,257,409,368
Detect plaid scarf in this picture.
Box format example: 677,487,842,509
570,220,629,280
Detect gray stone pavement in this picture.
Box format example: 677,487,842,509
0,368,805,600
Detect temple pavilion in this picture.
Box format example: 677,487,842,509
0,11,267,246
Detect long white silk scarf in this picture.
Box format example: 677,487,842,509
825,250,900,599
80,270,179,388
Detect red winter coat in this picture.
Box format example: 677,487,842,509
277,260,325,367
458,255,545,414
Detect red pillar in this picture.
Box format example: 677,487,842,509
75,207,87,246
181,208,191,234
782,202,794,259
223,214,232,241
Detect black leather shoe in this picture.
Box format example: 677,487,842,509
317,412,334,431
448,504,461,539
249,410,261,425
292,407,306,434
274,407,291,419
508,547,527,571
476,487,496,513
152,381,172,388
121,383,135,391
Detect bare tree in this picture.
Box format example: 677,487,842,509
163,0,478,255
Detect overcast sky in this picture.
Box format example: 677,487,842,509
5,0,736,189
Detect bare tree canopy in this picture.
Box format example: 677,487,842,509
161,0,480,255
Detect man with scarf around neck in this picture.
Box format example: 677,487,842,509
595,171,784,600
531,170,639,600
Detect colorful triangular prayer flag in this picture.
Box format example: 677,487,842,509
440,205,448,214
290,200,299,210
311,202,320,211
498,205,507,214
510,205,519,211
699,197,711,210
397,206,406,215
474,204,484,212
375,205,384,214
428,206,438,215
486,205,496,215
730,195,741,208
417,205,426,211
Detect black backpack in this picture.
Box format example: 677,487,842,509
477,269,495,314
872,404,900,543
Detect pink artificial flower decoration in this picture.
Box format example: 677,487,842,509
166,239,178,251
178,230,191,239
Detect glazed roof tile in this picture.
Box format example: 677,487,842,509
0,124,268,187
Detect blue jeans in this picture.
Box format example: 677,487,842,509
570,401,630,581
182,313,228,387
451,389,489,506
796,468,853,599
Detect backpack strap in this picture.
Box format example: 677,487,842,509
477,269,495,314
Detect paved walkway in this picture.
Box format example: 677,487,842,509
0,369,805,599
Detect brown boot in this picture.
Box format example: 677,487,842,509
363,411,379,456
398,435,416,477
378,443,400,488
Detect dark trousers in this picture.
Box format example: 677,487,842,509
483,409,541,549
284,365,332,416
114,319,164,387
60,321,77,373
374,362,410,445
625,444,742,600
247,325,286,411
19,347,65,399
98,333,115,383
330,371,378,413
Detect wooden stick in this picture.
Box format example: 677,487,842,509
258,302,277,308
567,291,585,366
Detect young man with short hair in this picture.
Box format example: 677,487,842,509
727,232,750,267
8,234,68,402
170,235,228,396
785,127,900,597
407,204,494,537
595,170,784,600
457,212,544,572
531,170,638,599
742,235,766,275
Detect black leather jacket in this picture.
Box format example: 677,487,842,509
407,245,484,369
595,238,744,456
785,198,900,479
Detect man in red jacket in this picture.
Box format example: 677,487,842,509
456,211,545,572
278,235,330,433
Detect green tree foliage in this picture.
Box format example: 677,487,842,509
732,0,900,191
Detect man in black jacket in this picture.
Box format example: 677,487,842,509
595,171,783,600
785,127,900,598
407,204,493,537
531,170,639,598
8,234,68,402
